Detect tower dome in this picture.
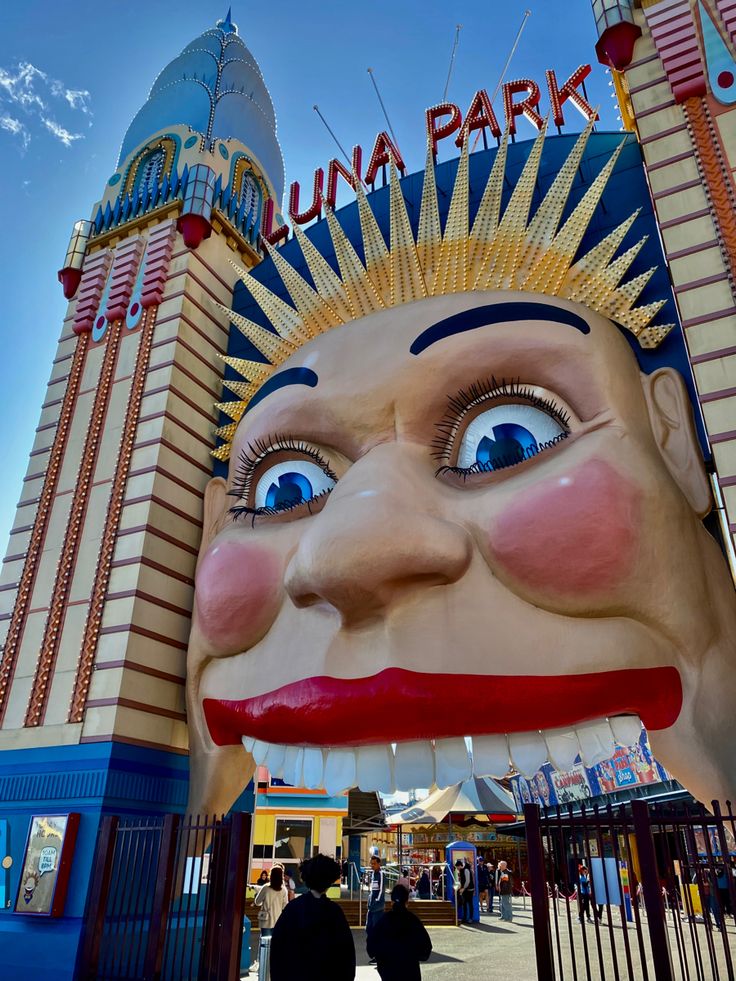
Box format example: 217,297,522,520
118,9,284,202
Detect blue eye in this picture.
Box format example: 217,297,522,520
254,460,336,511
456,403,568,472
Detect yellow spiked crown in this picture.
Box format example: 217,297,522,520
212,119,673,461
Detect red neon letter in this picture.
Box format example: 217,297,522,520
425,103,462,155
456,89,502,147
546,65,597,127
365,131,405,185
289,168,324,224
262,197,289,246
502,79,544,135
325,147,363,207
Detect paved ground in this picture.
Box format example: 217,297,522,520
245,898,736,979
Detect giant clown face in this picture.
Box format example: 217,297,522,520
186,285,736,814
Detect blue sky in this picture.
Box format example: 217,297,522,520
0,0,618,550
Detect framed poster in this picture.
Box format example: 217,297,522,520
14,813,80,916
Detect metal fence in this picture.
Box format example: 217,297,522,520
78,812,251,981
524,799,736,981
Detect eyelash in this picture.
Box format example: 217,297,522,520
228,434,337,521
431,376,571,465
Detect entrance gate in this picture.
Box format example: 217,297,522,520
78,812,251,981
524,800,736,981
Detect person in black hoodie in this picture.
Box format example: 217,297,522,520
270,854,355,981
367,884,432,981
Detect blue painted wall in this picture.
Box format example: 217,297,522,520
0,741,189,981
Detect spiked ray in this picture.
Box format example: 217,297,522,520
469,127,509,273
561,210,640,296
516,118,595,286
432,139,470,295
212,443,233,462
215,400,247,422
230,260,312,346
262,240,341,337
389,161,427,304
526,140,626,295
417,139,442,284
476,123,548,290
216,303,296,364
214,421,238,441
561,235,649,307
618,299,668,333
218,355,274,384
324,205,384,319
222,377,262,402
639,323,674,348
617,267,656,305
354,175,391,304
292,222,353,323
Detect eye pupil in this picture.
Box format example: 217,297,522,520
477,423,539,471
265,472,313,510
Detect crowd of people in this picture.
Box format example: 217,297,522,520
258,853,432,981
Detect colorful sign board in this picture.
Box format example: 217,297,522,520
14,814,79,916
510,732,668,811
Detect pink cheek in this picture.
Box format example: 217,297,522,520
195,540,284,654
488,459,641,597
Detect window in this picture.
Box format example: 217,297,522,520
241,172,260,221
274,817,313,892
136,149,165,196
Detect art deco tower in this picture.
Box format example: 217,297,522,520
0,12,284,976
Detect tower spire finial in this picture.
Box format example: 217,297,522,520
217,7,237,33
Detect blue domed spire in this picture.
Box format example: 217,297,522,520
118,15,284,202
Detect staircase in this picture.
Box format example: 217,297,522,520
245,897,457,931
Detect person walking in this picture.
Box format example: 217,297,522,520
578,865,593,923
416,868,431,900
477,859,489,913
486,862,496,914
366,855,386,961
270,854,355,981
454,859,474,924
254,865,288,936
367,884,432,981
497,861,514,922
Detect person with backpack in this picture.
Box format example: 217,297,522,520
270,854,355,981
367,884,432,981
455,859,475,923
578,864,593,924
254,865,288,936
366,854,386,960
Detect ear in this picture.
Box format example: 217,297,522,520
199,477,229,559
642,367,712,518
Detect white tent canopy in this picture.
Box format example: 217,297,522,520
386,777,516,826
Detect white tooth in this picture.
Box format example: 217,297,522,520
282,747,304,786
357,745,395,794
251,739,271,766
609,715,642,748
575,721,615,767
264,743,286,778
544,728,580,770
394,740,435,791
323,749,356,796
509,732,547,778
242,736,256,753
434,738,471,789
302,748,325,789
471,735,510,778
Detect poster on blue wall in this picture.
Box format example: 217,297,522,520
510,731,669,811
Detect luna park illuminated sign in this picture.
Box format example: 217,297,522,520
263,64,596,244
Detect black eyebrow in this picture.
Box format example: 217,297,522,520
244,366,319,413
409,302,590,355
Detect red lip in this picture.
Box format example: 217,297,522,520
203,666,682,747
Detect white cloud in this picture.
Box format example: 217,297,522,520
0,113,29,149
0,60,92,149
41,116,82,147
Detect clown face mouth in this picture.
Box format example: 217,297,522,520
202,666,682,795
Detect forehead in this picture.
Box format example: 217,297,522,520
230,291,639,453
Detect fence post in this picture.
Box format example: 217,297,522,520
77,814,119,980
631,800,674,981
524,803,555,981
216,811,251,981
142,812,180,981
